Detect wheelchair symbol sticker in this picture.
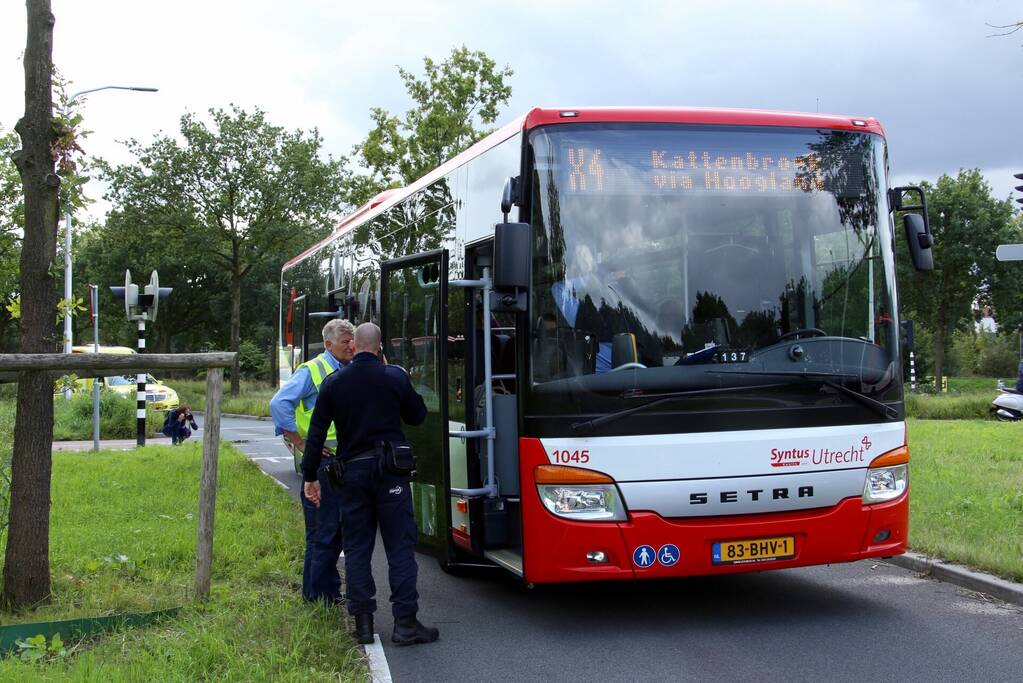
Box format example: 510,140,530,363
658,544,680,567
633,545,656,568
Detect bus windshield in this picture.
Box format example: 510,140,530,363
529,123,898,395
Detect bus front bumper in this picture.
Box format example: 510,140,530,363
519,441,907,585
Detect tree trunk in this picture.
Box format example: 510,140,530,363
3,0,58,610
229,259,241,398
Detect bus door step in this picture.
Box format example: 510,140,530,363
484,549,523,576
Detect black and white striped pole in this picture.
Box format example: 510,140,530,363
137,319,147,446
902,320,916,391
110,269,172,448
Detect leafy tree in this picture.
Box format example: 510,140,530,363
0,129,23,351
1,71,92,354
895,169,1015,385
989,213,1023,334
349,46,513,205
101,106,349,395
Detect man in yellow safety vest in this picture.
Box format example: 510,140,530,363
270,318,355,604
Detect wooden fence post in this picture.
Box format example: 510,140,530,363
195,367,223,601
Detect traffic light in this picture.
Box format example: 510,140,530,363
1015,172,1023,207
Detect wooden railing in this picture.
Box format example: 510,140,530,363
0,352,237,601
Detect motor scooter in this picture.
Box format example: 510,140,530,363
992,375,1023,422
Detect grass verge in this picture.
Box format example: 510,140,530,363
0,443,366,681
905,376,1006,420
0,391,163,443
907,419,1023,582
174,380,276,418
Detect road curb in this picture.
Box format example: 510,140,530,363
887,551,1023,607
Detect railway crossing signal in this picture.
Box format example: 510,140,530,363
109,270,173,446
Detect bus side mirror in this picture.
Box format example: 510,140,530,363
891,185,934,272
904,213,934,271
492,221,529,311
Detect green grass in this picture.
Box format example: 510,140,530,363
906,376,1005,420
907,419,1023,582
0,392,164,443
946,376,1006,394
174,380,276,418
905,393,993,420
0,444,366,681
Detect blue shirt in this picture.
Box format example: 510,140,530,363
269,352,342,435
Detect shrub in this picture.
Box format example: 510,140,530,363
52,390,162,440
238,339,270,380
977,332,1020,378
944,329,1020,378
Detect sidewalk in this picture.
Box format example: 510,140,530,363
53,436,170,451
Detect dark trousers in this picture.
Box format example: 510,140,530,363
300,462,343,603
338,459,419,619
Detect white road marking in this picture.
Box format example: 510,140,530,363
257,469,289,490
365,634,393,683
251,456,289,464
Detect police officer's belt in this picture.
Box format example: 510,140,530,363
343,448,379,464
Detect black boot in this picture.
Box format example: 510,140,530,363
354,613,374,645
392,617,439,646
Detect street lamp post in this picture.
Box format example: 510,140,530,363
62,86,158,361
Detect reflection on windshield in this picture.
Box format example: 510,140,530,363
107,375,136,386
530,124,896,386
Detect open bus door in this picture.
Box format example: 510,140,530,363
381,244,524,573
380,249,452,557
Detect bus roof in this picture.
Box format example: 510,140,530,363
522,106,884,136
283,106,884,270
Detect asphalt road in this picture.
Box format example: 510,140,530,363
221,416,1023,682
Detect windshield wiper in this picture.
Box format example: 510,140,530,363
570,383,789,432
706,369,899,420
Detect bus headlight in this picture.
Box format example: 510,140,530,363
863,464,908,503
537,485,627,521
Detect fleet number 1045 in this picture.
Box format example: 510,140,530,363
552,449,590,464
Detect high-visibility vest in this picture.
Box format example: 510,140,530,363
294,352,337,442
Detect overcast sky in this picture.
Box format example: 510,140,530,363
2,0,1021,221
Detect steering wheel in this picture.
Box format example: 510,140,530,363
610,362,648,372
777,328,827,342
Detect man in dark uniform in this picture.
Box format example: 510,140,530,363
303,322,439,647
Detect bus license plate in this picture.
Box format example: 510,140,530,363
712,536,795,565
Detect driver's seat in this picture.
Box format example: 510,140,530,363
611,333,638,368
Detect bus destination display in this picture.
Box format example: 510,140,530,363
549,129,871,198
564,146,825,195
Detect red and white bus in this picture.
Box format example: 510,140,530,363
280,107,934,583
